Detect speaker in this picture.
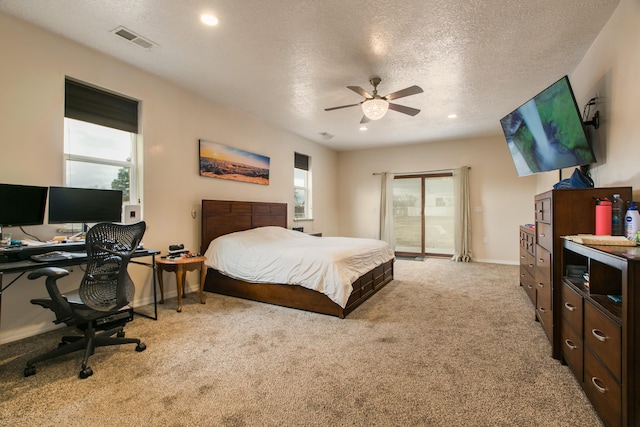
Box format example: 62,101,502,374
123,205,141,224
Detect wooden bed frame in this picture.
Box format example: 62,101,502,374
200,199,394,318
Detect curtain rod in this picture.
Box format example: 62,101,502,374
372,167,470,176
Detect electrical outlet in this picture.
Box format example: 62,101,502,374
191,209,197,219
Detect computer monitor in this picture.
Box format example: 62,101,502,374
48,186,123,224
0,183,48,227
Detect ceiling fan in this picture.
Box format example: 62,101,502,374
325,78,423,123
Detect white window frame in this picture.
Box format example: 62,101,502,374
63,118,140,205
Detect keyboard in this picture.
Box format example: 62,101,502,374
31,251,87,262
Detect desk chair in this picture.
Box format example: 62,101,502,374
25,221,147,379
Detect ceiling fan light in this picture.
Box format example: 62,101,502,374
362,98,389,120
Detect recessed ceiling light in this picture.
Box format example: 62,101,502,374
360,126,368,131
201,14,219,26
448,114,458,119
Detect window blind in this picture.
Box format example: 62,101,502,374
294,152,309,171
65,78,139,133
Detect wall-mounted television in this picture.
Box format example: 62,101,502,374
500,76,596,177
0,183,48,227
48,186,123,224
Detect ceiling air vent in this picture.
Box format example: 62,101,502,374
111,26,156,49
319,132,334,140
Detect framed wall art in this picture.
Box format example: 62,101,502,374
199,139,270,185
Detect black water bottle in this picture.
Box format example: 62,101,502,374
612,194,625,236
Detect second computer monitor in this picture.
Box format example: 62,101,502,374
48,186,123,224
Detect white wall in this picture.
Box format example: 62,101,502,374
0,13,338,343
337,136,537,264
536,0,640,195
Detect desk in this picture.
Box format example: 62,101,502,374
0,248,160,330
156,255,207,312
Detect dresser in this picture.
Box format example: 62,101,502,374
561,239,639,427
532,187,632,359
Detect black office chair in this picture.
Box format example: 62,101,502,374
24,221,147,379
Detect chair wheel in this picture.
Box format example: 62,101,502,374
24,366,36,377
117,330,125,338
135,343,146,352
78,367,93,379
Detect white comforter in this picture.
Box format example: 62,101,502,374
204,226,395,308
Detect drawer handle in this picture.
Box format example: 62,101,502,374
565,339,577,350
539,233,546,237
539,307,546,313
528,263,534,268
564,302,576,312
537,282,544,288
591,329,607,342
538,258,545,263
591,377,607,394
527,284,533,289
521,255,525,259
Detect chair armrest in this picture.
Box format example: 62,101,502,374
27,267,70,281
28,267,73,322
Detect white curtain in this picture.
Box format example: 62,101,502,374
379,172,396,248
451,166,472,262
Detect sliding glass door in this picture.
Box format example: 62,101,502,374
392,174,454,257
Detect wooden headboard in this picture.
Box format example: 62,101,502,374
200,200,287,254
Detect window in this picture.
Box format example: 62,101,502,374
64,119,137,203
294,152,312,220
64,78,140,205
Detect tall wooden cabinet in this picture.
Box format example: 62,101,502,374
532,187,632,359
561,240,640,427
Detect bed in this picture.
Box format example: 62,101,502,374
200,199,394,318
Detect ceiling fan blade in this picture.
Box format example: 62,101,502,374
324,103,362,111
347,86,373,99
388,103,421,116
360,115,371,124
383,85,423,101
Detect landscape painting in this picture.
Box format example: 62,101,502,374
199,140,270,185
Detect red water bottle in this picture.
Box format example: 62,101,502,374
595,199,612,235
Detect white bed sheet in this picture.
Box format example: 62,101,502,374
203,226,395,308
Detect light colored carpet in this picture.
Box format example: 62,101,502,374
0,258,602,426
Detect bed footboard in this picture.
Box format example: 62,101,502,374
204,259,394,318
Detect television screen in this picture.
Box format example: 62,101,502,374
0,184,48,227
48,186,123,224
500,76,596,177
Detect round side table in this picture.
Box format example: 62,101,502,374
156,255,207,312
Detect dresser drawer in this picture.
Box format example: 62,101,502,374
584,348,621,427
561,319,583,382
535,197,552,223
561,282,583,336
585,301,621,381
535,245,552,282
520,227,535,255
520,265,536,305
536,277,553,342
536,223,553,253
520,247,535,275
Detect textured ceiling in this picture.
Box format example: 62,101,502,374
0,0,620,151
